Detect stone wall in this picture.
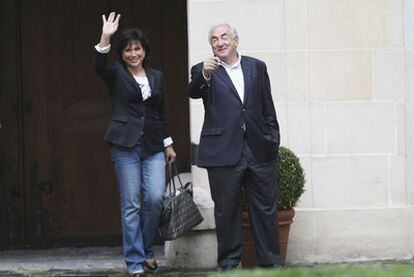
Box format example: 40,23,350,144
188,0,413,264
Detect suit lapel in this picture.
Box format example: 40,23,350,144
120,63,144,102
241,56,252,104
146,69,159,97
215,66,242,104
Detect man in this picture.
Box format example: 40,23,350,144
188,23,281,270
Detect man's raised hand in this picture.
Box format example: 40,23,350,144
203,56,220,79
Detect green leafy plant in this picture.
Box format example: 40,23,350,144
276,146,305,210
242,146,305,210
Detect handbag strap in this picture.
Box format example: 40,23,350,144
167,162,184,196
172,162,184,188
167,162,175,196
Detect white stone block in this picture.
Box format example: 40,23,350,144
165,231,218,269
312,156,389,208
287,51,309,102
192,187,215,230
405,0,414,48
308,0,403,48
405,50,414,101
190,100,204,144
310,50,372,101
295,156,313,208
287,208,414,264
286,103,311,154
374,49,404,101
405,102,414,205
396,103,405,155
309,104,327,154
192,186,213,209
191,165,210,192
407,162,414,206
407,156,414,206
275,102,288,146
188,0,285,51
286,0,308,49
285,209,316,264
389,155,406,207
325,103,395,154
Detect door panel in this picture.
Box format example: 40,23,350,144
0,0,24,247
19,0,115,245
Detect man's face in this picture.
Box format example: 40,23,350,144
210,25,238,62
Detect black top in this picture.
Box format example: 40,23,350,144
93,49,170,152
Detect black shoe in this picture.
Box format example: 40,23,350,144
259,263,281,269
144,259,159,272
221,264,238,271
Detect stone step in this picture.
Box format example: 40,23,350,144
0,245,213,276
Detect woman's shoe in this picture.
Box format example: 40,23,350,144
130,270,144,277
144,258,159,272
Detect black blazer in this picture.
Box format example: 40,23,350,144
188,56,280,167
93,49,170,152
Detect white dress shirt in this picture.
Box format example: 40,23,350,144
133,76,151,101
219,54,244,103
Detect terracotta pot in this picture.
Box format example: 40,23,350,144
241,209,295,268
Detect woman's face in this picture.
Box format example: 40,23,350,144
122,41,145,69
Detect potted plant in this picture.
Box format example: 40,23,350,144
241,146,305,267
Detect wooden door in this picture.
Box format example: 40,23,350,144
0,0,189,248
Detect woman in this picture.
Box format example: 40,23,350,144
93,12,176,277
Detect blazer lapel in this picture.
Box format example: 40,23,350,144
146,69,155,95
146,69,159,97
241,56,252,104
120,63,144,102
215,66,242,104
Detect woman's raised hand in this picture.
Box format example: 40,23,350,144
102,12,121,37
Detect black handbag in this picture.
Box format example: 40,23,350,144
158,162,203,241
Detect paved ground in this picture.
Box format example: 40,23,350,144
0,246,213,276
2,246,412,277
0,272,211,277
0,271,211,277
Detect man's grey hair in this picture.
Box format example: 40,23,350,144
207,22,238,45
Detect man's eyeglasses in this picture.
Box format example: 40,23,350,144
211,34,232,45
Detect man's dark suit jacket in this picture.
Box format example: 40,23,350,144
93,49,170,152
188,56,280,167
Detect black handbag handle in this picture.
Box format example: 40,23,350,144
167,162,184,196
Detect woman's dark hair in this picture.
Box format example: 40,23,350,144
116,28,151,68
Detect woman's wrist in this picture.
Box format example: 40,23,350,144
98,34,111,48
163,137,173,148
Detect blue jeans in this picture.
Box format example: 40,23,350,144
111,144,165,273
